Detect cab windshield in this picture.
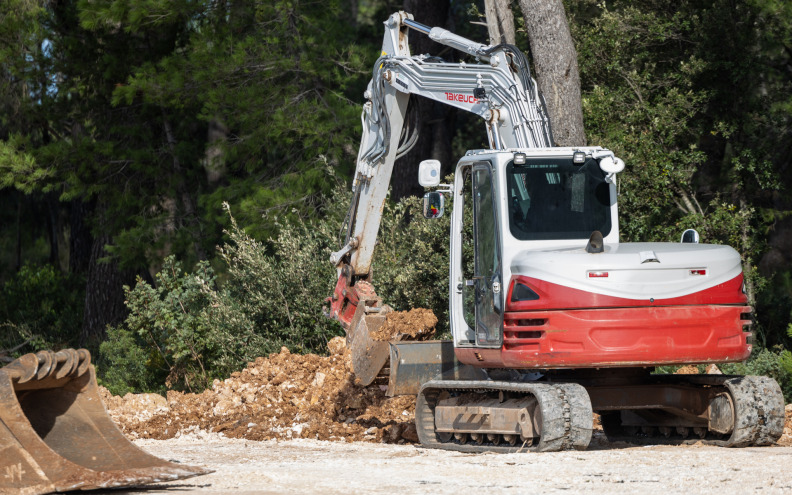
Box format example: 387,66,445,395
506,157,612,240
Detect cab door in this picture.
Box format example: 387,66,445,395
472,164,503,347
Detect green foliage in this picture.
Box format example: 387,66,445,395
0,138,46,193
1,0,375,286
0,264,84,355
374,193,452,334
98,326,157,396
98,175,467,393
98,195,348,393
91,0,370,242
215,200,343,355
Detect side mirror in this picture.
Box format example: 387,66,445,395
681,229,700,243
418,159,441,187
423,191,445,219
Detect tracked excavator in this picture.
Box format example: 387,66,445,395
326,11,785,452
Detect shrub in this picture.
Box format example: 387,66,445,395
0,264,84,357
99,325,159,395
374,192,453,336
98,200,346,393
98,175,466,394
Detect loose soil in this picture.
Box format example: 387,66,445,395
100,335,418,444
370,308,437,341
99,313,792,448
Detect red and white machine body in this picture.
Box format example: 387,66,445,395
327,12,752,372
450,148,751,369
447,149,751,370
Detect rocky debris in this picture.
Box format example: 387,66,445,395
101,335,418,444
99,391,169,428
674,364,721,374
704,364,722,374
780,404,792,447
371,308,437,341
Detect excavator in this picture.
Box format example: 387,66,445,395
326,11,786,452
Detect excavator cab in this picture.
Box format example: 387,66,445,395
446,148,621,351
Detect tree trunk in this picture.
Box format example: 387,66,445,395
393,0,455,201
485,0,516,45
80,231,132,347
69,199,94,275
517,0,586,146
15,191,22,272
348,0,358,28
204,118,228,184
163,112,207,261
45,193,60,268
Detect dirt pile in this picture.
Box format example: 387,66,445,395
100,335,418,444
674,364,722,375
371,308,437,341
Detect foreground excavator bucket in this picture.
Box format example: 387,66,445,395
0,349,210,494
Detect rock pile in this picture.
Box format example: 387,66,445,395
100,335,418,444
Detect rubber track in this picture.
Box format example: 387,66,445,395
602,375,785,447
415,380,593,453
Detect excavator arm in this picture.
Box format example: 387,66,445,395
326,12,554,384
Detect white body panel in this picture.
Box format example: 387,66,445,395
509,242,742,300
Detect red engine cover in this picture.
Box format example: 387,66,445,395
455,274,752,369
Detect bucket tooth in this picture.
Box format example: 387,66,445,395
0,349,211,494
34,352,53,381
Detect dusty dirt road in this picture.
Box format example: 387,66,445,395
122,432,792,495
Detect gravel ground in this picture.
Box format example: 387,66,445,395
108,432,792,494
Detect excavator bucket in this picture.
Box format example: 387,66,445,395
0,349,210,494
346,304,393,386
